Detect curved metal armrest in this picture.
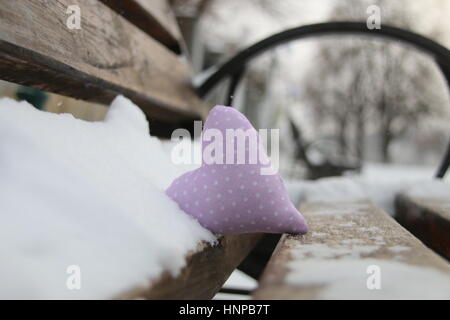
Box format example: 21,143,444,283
196,22,450,178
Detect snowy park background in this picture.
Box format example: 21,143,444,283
0,0,449,299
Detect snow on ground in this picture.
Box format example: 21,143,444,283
0,96,215,299
286,163,450,215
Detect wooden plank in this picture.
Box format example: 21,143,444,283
254,201,450,299
99,0,184,54
0,0,207,124
395,194,450,260
116,234,263,299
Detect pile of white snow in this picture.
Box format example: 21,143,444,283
0,96,214,299
286,164,450,215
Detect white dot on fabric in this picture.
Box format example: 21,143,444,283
232,202,236,206
256,193,260,198
206,197,210,202
195,201,199,206
240,185,245,190
204,185,208,189
217,194,222,198
228,189,233,194
274,211,278,216
214,180,218,185
225,177,230,182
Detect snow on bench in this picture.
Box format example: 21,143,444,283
254,201,450,299
395,181,450,260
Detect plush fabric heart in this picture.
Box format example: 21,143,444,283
166,106,307,235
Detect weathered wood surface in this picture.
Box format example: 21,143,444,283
254,201,450,299
0,0,206,123
117,233,263,300
100,0,183,54
395,194,450,260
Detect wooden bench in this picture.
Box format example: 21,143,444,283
254,201,450,299
0,0,262,299
2,1,449,300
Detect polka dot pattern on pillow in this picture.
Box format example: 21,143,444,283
166,106,308,235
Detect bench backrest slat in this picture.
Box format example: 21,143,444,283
99,0,184,54
0,0,204,124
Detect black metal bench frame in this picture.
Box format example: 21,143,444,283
196,22,450,178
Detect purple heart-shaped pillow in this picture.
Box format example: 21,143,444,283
166,106,307,235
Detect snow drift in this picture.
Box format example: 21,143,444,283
0,96,214,299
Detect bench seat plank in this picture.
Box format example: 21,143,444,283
395,194,450,260
117,234,263,300
254,201,450,299
0,0,206,123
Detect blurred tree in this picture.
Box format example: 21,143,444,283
303,0,447,163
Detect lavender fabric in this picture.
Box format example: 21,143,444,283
166,106,307,235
